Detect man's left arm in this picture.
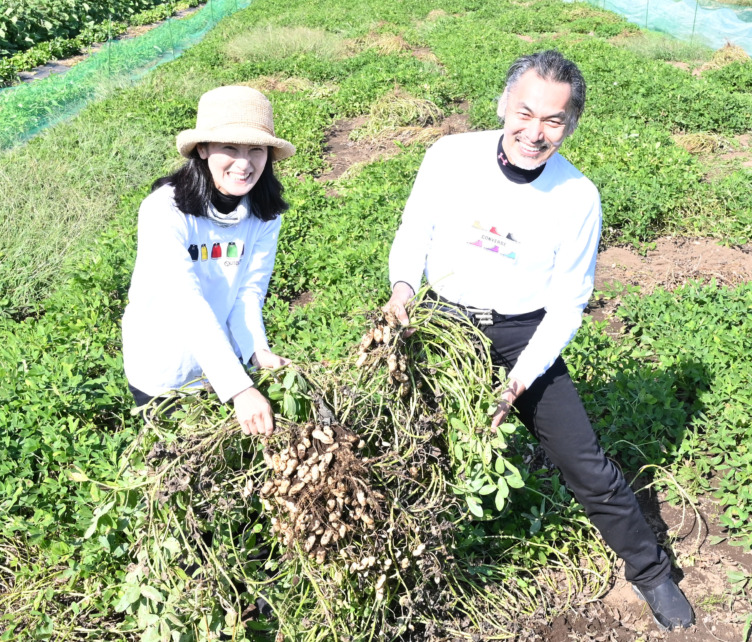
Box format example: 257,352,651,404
491,188,602,428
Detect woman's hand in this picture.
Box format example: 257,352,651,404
233,386,274,436
251,349,291,369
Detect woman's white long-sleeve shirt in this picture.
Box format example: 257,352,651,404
389,130,602,389
122,185,279,402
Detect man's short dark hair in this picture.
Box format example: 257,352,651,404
501,50,586,136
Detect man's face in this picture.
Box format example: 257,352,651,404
499,70,573,170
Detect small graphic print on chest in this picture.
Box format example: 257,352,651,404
188,241,245,264
467,221,519,259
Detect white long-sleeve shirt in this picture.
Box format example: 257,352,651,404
122,185,279,402
389,130,602,389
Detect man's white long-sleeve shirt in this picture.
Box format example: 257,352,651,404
122,185,279,402
389,130,602,389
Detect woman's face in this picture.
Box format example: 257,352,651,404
198,142,269,196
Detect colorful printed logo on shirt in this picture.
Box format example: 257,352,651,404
467,221,518,259
188,241,244,265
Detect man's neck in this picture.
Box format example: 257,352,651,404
497,134,545,184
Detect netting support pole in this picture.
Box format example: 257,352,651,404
168,0,177,60
690,0,700,43
645,0,649,29
107,3,112,78
209,0,216,26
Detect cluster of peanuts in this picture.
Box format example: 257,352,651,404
355,314,412,396
259,422,380,565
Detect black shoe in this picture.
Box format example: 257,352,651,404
632,578,695,630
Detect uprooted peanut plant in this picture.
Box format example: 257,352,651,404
93,296,612,641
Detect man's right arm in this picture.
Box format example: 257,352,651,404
385,139,446,323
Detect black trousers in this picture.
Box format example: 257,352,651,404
483,313,671,588
128,383,179,420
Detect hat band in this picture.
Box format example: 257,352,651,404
197,121,274,136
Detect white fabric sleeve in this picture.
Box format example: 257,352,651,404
388,142,443,294
508,193,602,389
137,197,253,403
226,216,281,364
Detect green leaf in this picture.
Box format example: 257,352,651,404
140,585,165,603
466,495,483,518
283,393,297,418
479,483,496,496
114,584,142,613
162,537,181,558
495,482,509,511
450,416,467,432
266,383,284,401
482,442,492,465
68,469,89,482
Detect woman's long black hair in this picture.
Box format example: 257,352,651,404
151,147,288,221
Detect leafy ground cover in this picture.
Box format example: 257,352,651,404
0,0,204,87
0,0,195,56
0,0,751,640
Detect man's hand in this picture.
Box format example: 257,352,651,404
383,281,415,336
233,386,274,436
491,378,526,429
251,349,290,369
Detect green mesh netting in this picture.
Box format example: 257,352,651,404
0,0,251,151
567,0,752,53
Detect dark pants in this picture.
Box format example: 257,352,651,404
483,313,671,588
128,384,178,419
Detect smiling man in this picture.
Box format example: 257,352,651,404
384,50,694,631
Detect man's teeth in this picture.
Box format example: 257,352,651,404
519,142,543,153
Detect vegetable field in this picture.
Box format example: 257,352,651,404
0,0,751,640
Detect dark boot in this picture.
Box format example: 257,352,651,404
632,577,695,630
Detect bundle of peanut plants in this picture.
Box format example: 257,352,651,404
95,294,612,641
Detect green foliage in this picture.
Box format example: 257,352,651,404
1,0,752,636
566,117,703,243
0,0,190,58
0,0,206,86
705,60,752,93
571,282,752,548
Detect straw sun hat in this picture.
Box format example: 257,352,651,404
176,86,295,161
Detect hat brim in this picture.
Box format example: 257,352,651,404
176,127,295,161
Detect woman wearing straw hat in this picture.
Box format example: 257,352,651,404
122,85,295,436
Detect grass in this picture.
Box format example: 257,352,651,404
225,25,347,62
611,30,713,63
0,108,174,309
344,31,412,55
703,42,751,69
350,89,444,141
672,132,734,154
